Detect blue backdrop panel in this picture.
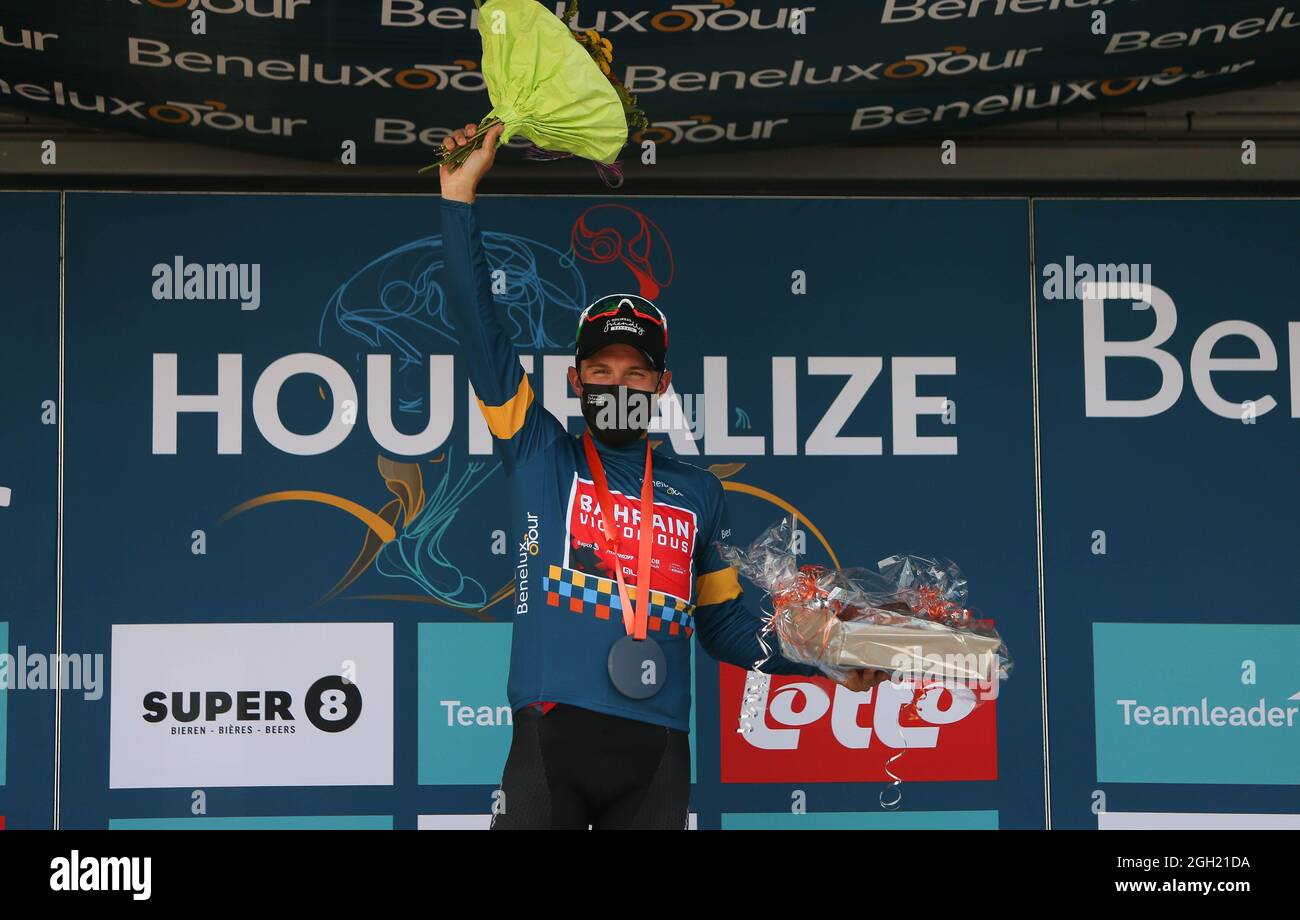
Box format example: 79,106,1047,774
60,192,1043,828
0,191,60,828
1035,199,1300,828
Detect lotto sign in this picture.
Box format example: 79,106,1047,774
109,622,393,789
719,666,997,783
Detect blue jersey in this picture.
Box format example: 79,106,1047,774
440,197,820,732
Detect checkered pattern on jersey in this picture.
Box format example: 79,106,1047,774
543,564,696,637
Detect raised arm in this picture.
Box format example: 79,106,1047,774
439,122,566,472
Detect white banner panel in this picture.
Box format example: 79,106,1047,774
417,813,698,830
110,622,392,789
1099,812,1300,830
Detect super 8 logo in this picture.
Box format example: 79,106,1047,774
719,666,997,783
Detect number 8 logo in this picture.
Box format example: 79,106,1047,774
305,675,363,733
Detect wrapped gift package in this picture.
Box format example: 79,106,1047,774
719,515,1014,687
777,605,1003,682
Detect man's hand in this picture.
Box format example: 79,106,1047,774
833,668,893,693
439,121,505,204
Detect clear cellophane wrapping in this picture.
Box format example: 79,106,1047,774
718,516,1013,686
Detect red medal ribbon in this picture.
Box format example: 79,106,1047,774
582,430,654,641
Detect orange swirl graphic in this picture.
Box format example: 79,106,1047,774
219,490,397,544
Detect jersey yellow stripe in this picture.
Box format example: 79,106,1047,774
476,375,533,440
695,567,742,607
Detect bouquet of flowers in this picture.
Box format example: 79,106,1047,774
719,516,1014,686
420,0,649,187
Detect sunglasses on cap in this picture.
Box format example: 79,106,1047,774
575,295,668,339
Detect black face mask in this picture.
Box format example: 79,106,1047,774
580,383,657,448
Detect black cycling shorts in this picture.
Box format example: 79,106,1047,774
489,702,691,830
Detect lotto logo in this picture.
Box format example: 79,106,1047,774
719,667,997,783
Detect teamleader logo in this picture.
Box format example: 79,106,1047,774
1113,693,1300,730
141,674,362,735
